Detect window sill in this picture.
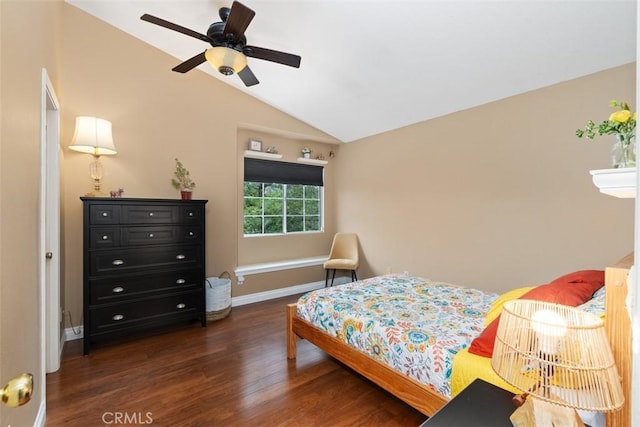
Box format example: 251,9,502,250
244,150,283,160
234,255,328,284
297,157,328,165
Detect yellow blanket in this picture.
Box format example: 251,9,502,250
450,347,521,397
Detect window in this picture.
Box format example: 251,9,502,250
243,158,323,235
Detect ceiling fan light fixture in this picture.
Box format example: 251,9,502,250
205,47,247,76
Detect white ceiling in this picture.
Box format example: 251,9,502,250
67,0,637,143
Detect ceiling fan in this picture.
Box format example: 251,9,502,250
140,1,301,87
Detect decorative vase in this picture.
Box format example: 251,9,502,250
180,190,193,200
303,153,310,159
611,133,636,168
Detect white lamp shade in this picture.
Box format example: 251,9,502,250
69,116,117,156
205,47,247,74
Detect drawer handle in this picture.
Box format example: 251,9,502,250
148,233,154,238
102,235,109,240
149,212,154,217
176,279,186,284
112,287,124,293
112,314,124,321
176,254,186,260
188,231,194,236
176,303,186,309
102,212,109,217
112,259,125,266
188,212,194,217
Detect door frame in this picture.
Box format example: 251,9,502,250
40,68,61,382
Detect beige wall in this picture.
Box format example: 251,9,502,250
0,1,62,425
59,3,339,324
335,64,636,293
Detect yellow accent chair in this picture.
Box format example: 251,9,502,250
323,233,359,287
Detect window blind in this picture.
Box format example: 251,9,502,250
244,158,324,186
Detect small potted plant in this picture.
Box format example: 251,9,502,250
301,147,312,159
171,158,196,200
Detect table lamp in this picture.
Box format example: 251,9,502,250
69,116,117,197
491,299,624,427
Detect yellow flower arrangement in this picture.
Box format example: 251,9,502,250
576,100,636,141
576,100,636,168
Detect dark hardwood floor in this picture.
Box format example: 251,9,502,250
46,294,425,426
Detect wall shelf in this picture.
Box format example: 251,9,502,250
297,157,328,165
590,168,636,198
234,255,328,284
244,150,283,160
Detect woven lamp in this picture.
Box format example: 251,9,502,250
491,299,624,427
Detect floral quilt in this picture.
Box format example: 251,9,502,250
296,275,498,397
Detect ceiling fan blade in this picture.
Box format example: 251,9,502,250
237,66,259,87
223,1,255,42
141,14,209,42
172,52,207,73
244,46,301,68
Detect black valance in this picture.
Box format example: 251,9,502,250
244,158,324,186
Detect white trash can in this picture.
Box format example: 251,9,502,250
206,272,231,321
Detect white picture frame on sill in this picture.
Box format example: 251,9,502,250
249,139,262,152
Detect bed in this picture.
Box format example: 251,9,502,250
286,263,626,419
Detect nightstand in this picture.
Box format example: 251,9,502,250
420,379,515,426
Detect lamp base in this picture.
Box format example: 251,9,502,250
510,397,585,427
84,189,108,197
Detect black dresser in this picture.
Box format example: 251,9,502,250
81,197,208,354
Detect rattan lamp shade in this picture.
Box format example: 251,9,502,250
491,299,624,413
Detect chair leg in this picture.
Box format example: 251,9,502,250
325,269,330,288
330,269,336,287
352,270,357,282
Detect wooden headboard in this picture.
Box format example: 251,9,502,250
605,252,633,427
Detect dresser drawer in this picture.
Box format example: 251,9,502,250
181,225,203,242
89,270,202,305
89,204,120,225
122,225,203,246
90,245,202,276
90,227,121,248
121,205,178,224
121,226,181,246
89,226,204,249
90,291,201,333
180,205,204,224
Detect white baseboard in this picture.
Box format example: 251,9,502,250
63,277,352,341
34,400,46,427
231,276,350,307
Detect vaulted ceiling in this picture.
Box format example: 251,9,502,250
67,0,637,143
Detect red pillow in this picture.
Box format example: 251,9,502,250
549,269,604,287
467,270,604,358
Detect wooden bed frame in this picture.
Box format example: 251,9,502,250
286,255,633,421
286,303,449,416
